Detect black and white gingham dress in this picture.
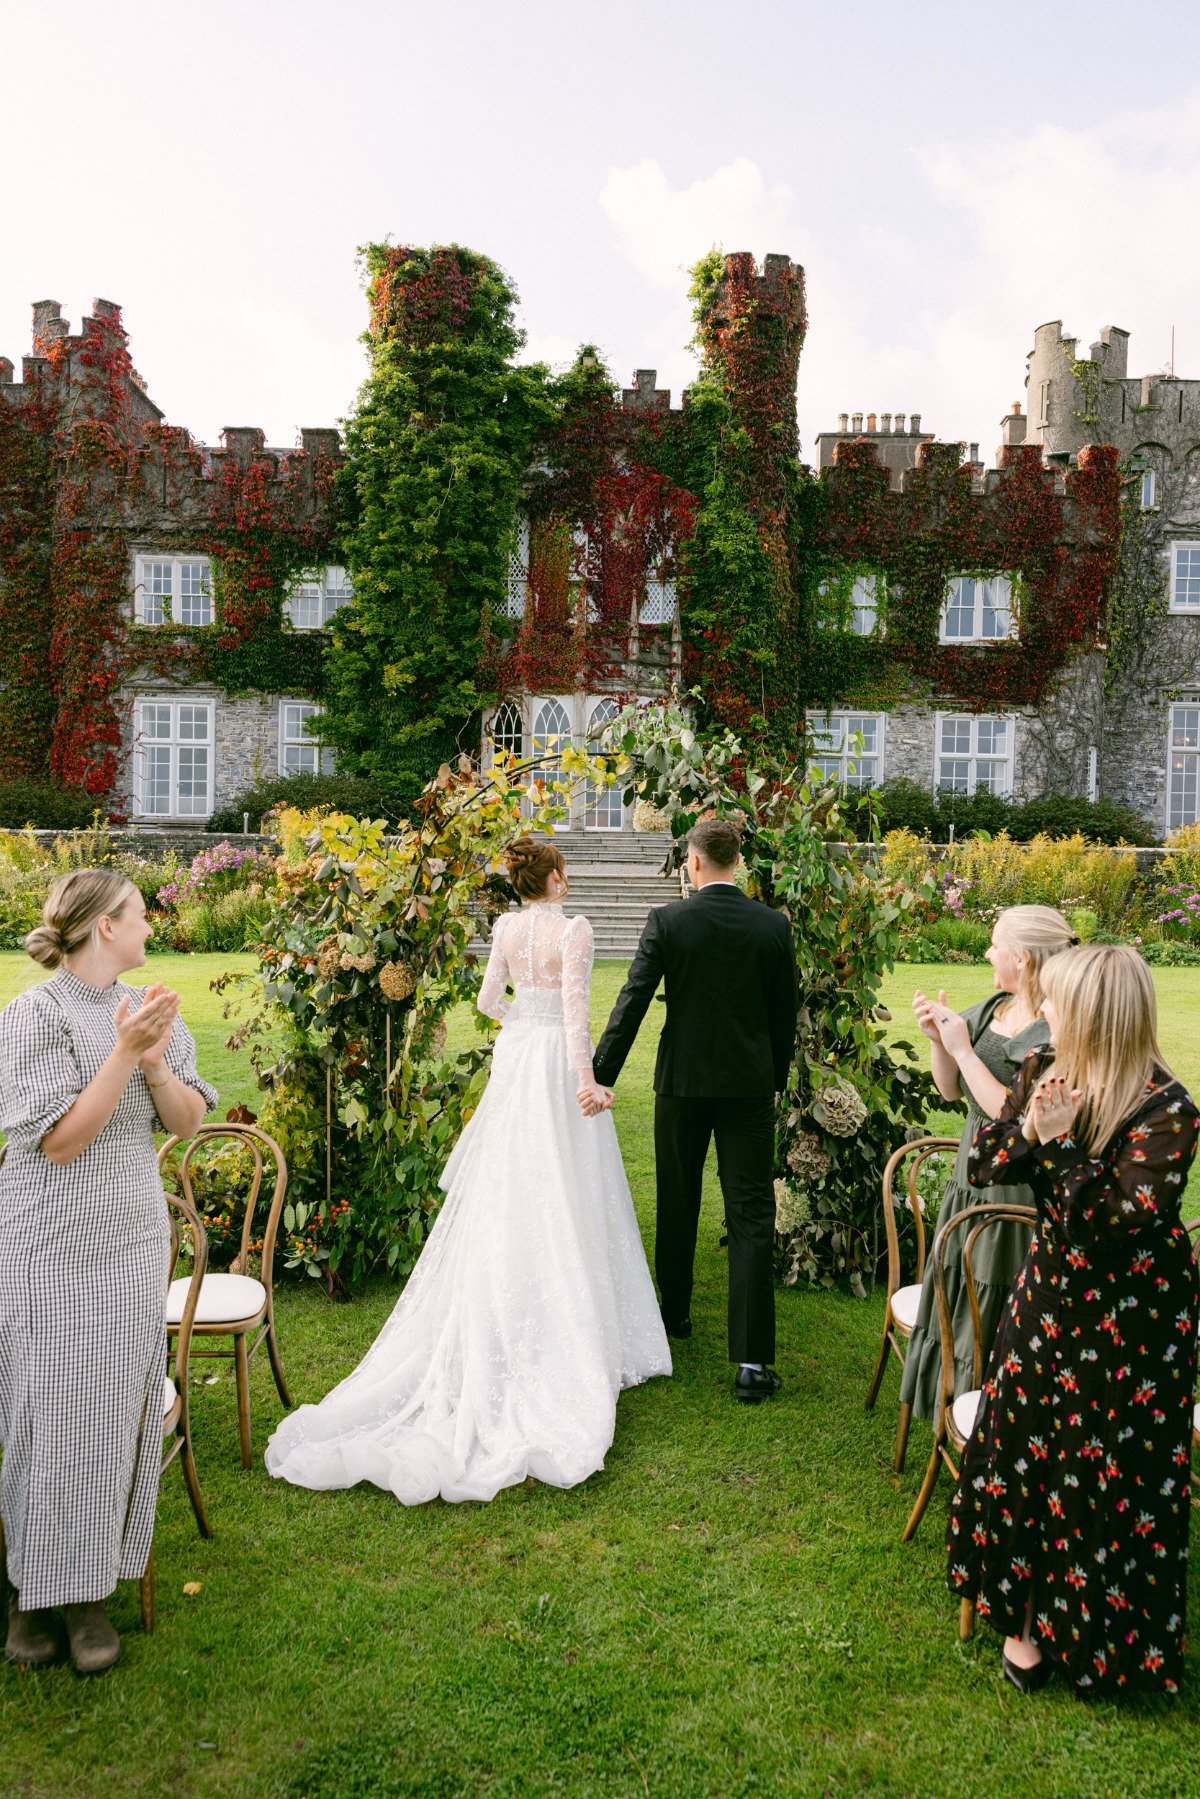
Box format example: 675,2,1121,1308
0,969,217,1609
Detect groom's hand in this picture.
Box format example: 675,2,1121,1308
576,1080,614,1118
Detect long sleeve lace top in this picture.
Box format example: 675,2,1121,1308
477,903,596,1079
967,1047,1200,1250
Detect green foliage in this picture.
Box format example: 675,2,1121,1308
1140,939,1200,966
165,888,273,954
614,702,933,1292
0,781,102,830
324,244,552,807
870,778,1158,846
208,772,406,834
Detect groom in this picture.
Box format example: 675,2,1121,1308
584,818,798,1403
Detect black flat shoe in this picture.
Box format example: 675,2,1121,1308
734,1367,782,1404
663,1317,692,1340
1001,1649,1051,1694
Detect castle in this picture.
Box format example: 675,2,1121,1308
0,265,1195,838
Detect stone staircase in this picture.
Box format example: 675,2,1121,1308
479,829,682,960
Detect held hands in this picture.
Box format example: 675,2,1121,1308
1023,1074,1084,1145
576,1080,614,1119
114,984,179,1073
913,989,970,1059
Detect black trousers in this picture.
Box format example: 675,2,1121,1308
653,1093,776,1365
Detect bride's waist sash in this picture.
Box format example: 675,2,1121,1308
504,990,565,1027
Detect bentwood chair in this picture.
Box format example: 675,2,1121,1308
901,1199,1037,1630
865,1136,957,1472
158,1124,292,1469
140,1190,210,1633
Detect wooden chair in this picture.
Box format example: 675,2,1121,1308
865,1135,958,1472
901,1199,1036,1589
158,1123,292,1469
139,1189,210,1633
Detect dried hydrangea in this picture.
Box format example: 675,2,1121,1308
774,1178,811,1236
633,798,671,834
315,937,341,979
812,1076,868,1138
379,960,417,1002
339,948,377,973
786,1131,831,1184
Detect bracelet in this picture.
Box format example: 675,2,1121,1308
145,1072,171,1093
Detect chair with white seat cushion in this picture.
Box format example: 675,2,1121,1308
902,1198,1037,1640
140,1190,210,1634
865,1136,958,1474
158,1124,292,1470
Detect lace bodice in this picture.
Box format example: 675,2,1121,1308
478,903,595,1077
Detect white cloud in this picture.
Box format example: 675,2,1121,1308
598,102,1200,464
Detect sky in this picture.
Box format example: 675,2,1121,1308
4,1,1200,462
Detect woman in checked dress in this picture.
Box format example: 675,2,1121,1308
0,871,217,1674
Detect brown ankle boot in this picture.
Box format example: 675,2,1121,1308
5,1600,59,1666
63,1601,121,1675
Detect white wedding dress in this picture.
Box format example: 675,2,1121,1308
265,901,671,1504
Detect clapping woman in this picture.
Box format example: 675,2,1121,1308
899,906,1075,1425
0,872,216,1674
948,945,1199,1695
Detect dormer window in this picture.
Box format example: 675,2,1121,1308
284,565,354,630
134,553,213,627
940,575,1014,643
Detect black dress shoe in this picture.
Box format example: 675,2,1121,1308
663,1316,692,1340
1001,1649,1052,1694
734,1366,782,1404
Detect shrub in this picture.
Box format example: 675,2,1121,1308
157,841,273,907
1161,821,1200,889
165,888,273,953
208,774,406,835
896,916,990,962
1139,939,1200,966
1009,793,1157,846
0,781,102,831
871,781,1157,847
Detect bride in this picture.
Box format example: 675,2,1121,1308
265,838,671,1504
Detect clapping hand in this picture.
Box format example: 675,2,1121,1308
115,984,179,1071
576,1080,614,1119
1025,1074,1083,1145
914,990,970,1059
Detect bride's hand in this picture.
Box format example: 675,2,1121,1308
576,1080,613,1118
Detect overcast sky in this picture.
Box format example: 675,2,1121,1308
4,1,1200,462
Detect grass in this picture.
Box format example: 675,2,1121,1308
3,955,1200,1797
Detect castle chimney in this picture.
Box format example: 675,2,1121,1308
851,411,863,433
838,413,848,432
1011,401,1021,413
894,413,905,433
880,412,891,433
867,412,877,432
911,413,922,434
968,442,980,464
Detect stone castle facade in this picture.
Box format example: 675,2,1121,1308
1,283,1197,837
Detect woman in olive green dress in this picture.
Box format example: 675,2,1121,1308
898,906,1075,1424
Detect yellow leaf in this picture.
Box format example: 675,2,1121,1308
183,1581,202,1597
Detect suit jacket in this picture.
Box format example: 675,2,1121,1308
592,883,799,1098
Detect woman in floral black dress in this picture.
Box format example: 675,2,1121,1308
946,945,1199,1696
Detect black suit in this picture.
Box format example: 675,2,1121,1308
592,883,798,1363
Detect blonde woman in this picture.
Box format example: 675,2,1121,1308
0,872,216,1674
948,945,1199,1696
900,906,1076,1423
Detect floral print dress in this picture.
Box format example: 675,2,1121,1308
947,1048,1200,1695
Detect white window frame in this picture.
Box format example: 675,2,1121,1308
278,700,334,777
1167,701,1200,832
939,574,1015,644
1168,542,1200,613
504,519,529,622
1140,467,1158,510
933,712,1015,797
133,552,214,628
640,568,677,626
284,565,354,630
132,696,215,818
488,701,525,763
815,572,884,636
806,710,885,789
584,697,626,829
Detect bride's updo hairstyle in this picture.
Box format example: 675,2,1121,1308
503,838,567,901
25,869,139,970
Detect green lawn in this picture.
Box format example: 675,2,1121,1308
4,954,1200,1797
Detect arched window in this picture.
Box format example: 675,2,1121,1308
490,702,524,762
531,698,572,785
585,697,624,830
